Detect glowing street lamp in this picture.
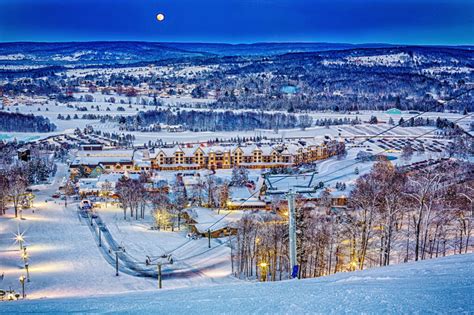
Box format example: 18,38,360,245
21,249,28,264
260,262,268,282
15,234,24,250
21,247,29,278
7,292,15,301
19,275,26,299
349,260,358,271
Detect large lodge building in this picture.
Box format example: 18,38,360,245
70,138,345,176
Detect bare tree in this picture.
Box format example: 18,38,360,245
206,174,217,208
116,176,132,220
9,168,28,218
0,172,10,215
348,172,380,269
373,160,406,266
401,144,414,162
171,178,187,229
191,175,206,206
101,179,113,208
405,169,442,261
217,181,230,212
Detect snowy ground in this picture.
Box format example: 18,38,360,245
0,164,157,299
3,93,469,145
94,204,236,289
316,148,443,187
2,253,472,313
0,163,239,301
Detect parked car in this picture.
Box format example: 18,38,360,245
79,200,92,210
52,193,60,199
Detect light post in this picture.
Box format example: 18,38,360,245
116,251,119,276
25,262,30,282
98,228,102,247
21,248,28,265
7,292,14,301
260,262,268,282
208,229,211,248
229,235,234,274
16,234,24,250
19,275,26,299
112,250,120,276
157,263,162,289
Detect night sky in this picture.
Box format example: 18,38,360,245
0,0,472,44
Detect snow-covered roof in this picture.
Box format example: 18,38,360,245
71,156,133,166
73,138,336,166
97,173,125,183
76,149,134,158
185,207,243,233
135,161,151,167
260,146,274,155
182,175,201,187
78,178,99,192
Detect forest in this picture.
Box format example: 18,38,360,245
1,46,472,113
120,109,306,132
0,111,56,132
232,158,473,280
0,144,56,216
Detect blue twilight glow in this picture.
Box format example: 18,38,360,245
0,0,472,44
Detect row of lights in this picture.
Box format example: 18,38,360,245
9,233,30,300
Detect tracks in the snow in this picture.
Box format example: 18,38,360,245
79,210,208,280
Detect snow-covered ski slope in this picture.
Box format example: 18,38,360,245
3,253,473,314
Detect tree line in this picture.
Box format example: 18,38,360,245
120,109,305,132
232,158,473,280
0,111,56,132
0,156,56,217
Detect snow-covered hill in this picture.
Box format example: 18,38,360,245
3,253,473,314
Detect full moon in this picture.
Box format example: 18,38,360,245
156,13,165,22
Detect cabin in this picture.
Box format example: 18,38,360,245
182,207,240,238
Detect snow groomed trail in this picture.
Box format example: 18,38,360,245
83,211,209,280
3,253,473,313
0,164,156,299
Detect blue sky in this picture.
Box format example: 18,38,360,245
0,0,472,44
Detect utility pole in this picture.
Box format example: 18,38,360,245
287,189,298,278
98,228,102,247
115,252,119,276
208,229,211,248
229,235,234,274
157,263,162,289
